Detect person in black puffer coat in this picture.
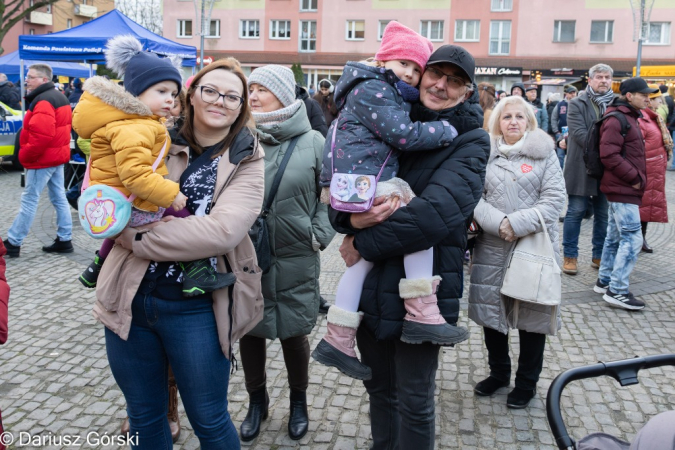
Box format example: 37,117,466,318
329,45,489,449
295,83,327,136
0,74,21,109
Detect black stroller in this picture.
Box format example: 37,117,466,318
546,354,675,450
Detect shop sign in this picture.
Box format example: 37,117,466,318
633,65,675,77
475,66,522,76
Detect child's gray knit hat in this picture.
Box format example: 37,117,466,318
248,65,296,107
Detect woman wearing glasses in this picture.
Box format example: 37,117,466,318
238,65,334,442
97,58,265,449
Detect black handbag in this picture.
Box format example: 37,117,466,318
249,136,299,273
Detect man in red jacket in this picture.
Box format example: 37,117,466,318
0,237,9,450
3,64,73,257
593,78,658,311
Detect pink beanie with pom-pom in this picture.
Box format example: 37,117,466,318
375,21,434,73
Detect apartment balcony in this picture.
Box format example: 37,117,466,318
74,4,97,18
25,11,53,26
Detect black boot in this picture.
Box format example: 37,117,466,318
641,222,653,253
180,259,237,298
2,239,20,258
42,237,74,254
239,388,268,442
79,251,104,288
288,389,308,440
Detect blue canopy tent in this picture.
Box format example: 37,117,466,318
18,9,197,66
15,9,197,116
0,51,89,83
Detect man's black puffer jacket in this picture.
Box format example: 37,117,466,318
329,100,490,340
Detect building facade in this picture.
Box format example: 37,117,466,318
3,0,114,56
164,0,675,91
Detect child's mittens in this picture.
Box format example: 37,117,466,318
445,123,459,141
395,80,420,103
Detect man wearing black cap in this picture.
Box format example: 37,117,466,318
551,86,578,168
331,44,489,449
592,78,658,311
525,86,549,130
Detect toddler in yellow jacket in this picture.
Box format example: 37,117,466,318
72,35,235,296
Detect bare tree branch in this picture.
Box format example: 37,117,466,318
0,0,60,55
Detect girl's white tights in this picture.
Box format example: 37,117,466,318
333,247,434,313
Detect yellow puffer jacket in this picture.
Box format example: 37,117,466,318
72,76,179,212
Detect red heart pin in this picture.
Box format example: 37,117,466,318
521,164,533,173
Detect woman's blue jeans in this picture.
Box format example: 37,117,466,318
105,293,240,450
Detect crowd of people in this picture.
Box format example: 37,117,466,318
0,20,673,449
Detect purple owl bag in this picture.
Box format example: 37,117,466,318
329,120,393,213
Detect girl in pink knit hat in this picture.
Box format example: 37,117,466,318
313,21,468,381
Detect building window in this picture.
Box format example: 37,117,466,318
491,0,512,12
420,20,444,41
177,19,192,38
590,20,613,43
378,20,393,40
240,20,260,39
553,20,575,42
29,29,35,35
300,0,317,11
270,20,291,39
67,19,72,29
205,20,220,38
46,4,51,13
645,22,671,45
346,20,365,40
489,20,511,55
455,20,480,42
300,20,316,52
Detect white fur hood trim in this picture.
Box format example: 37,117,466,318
489,128,555,162
83,76,152,116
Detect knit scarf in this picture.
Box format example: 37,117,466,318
252,100,302,127
586,86,614,114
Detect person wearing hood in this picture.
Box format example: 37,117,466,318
239,65,335,442
593,78,659,311
68,77,84,109
511,82,525,98
0,73,20,109
295,83,327,136
525,86,549,130
329,44,489,449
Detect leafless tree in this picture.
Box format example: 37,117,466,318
116,0,163,35
0,0,60,55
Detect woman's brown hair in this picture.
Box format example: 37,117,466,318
478,82,496,112
180,57,253,158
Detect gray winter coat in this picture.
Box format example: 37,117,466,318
319,62,456,186
248,102,336,340
563,91,615,196
469,128,566,336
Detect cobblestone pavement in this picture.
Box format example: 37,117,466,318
1,167,674,450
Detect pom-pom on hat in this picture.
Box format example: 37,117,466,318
104,35,182,97
375,21,434,73
247,65,297,107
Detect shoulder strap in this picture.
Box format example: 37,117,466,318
81,132,169,203
263,135,300,216
602,111,630,136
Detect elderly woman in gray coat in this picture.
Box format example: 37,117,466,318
468,95,566,409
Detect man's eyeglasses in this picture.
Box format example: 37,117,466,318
196,85,244,110
425,66,470,89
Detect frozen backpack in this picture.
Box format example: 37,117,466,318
78,139,168,239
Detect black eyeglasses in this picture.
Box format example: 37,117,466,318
425,66,470,89
196,85,244,110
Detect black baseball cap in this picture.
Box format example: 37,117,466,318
427,45,475,84
619,77,660,95
564,86,578,93
525,86,538,92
